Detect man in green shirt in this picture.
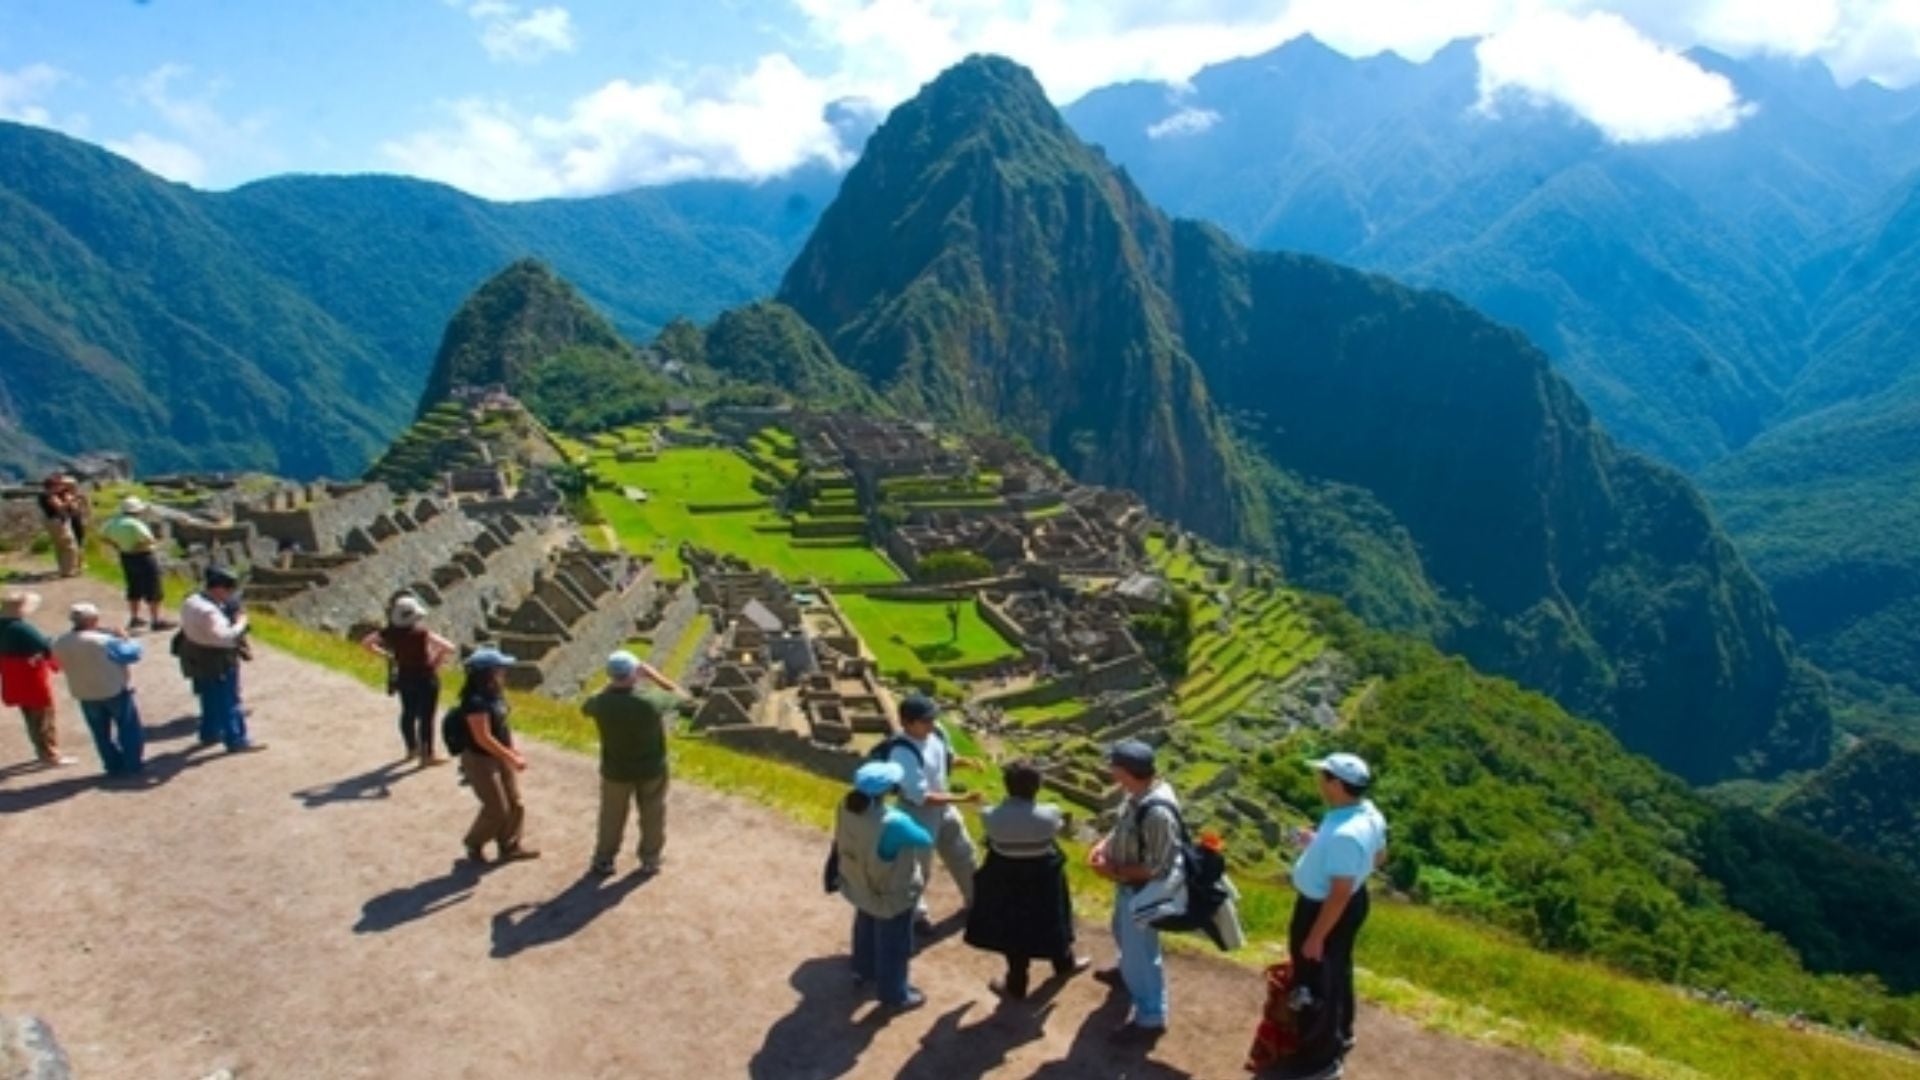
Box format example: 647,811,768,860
583,649,687,877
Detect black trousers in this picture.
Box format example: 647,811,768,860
1287,887,1370,1067
1003,951,1080,998
395,673,440,754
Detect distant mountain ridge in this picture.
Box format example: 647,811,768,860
781,55,1831,783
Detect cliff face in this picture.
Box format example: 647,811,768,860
779,56,1250,541
778,55,1831,781
416,258,628,413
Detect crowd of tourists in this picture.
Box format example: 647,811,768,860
3,486,1389,1080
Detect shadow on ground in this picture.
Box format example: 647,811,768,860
355,860,485,933
489,870,653,958
0,714,221,812
292,759,421,808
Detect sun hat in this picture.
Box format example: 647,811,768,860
120,496,149,515
68,602,100,625
1106,738,1157,778
1308,752,1373,789
899,692,940,723
463,646,517,671
204,565,240,589
1,590,43,617
390,595,427,628
854,760,905,796
605,649,641,682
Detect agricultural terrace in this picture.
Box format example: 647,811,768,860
583,428,899,585
831,594,1023,685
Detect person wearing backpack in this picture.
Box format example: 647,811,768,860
882,693,980,935
833,760,933,1011
443,648,539,866
1275,753,1388,1080
178,566,262,754
964,759,1091,1000
1088,738,1180,1044
360,595,455,766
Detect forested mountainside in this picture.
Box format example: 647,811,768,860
1775,738,1920,877
778,55,1830,783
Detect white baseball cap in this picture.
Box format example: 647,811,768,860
1308,752,1373,789
69,602,100,624
390,595,427,627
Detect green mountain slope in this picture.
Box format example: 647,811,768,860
0,121,830,477
417,258,630,410
702,301,879,409
781,55,1830,783
1775,738,1920,876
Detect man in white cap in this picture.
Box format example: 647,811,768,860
101,496,172,632
1279,752,1389,1080
51,603,147,776
582,650,687,877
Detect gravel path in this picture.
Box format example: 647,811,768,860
0,573,1594,1079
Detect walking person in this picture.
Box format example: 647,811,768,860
883,692,980,934
964,759,1090,1000
833,760,933,1011
1275,754,1389,1080
36,475,82,578
0,590,72,766
1089,739,1181,1043
51,603,146,777
444,647,539,866
177,566,263,753
100,496,173,631
360,595,454,766
583,650,687,878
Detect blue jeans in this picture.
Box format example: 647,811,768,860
194,668,248,750
81,690,145,775
1112,886,1167,1027
850,909,916,1005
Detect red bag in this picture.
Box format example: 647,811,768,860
1245,961,1305,1072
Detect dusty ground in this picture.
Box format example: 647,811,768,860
0,573,1593,1079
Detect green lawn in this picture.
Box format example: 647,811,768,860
1003,694,1090,726
589,447,899,584
833,594,1023,683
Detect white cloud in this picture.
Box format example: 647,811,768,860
382,54,853,198
104,131,208,184
1475,10,1754,142
451,1,577,62
1147,105,1222,138
0,63,65,127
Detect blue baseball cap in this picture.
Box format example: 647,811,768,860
606,650,641,681
899,693,940,723
854,760,904,795
464,646,517,671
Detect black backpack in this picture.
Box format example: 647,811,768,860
1134,798,1234,949
867,725,948,767
441,703,473,755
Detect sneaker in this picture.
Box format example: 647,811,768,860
498,845,542,863
227,742,269,754
883,989,927,1012
588,861,615,878
1055,956,1093,979
639,861,662,876
39,754,78,768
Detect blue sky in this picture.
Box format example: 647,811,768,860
2,1,1917,199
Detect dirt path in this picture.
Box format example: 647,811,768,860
0,574,1593,1079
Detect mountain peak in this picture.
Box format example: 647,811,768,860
416,259,626,415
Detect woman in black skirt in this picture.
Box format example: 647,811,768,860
965,760,1090,999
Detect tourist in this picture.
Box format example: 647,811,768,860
0,590,72,766
833,760,932,1011
51,603,146,776
36,475,82,578
1276,753,1388,1080
360,595,455,766
177,565,263,753
582,649,686,877
100,496,172,631
1089,738,1180,1043
884,692,980,933
444,647,538,865
964,759,1090,1000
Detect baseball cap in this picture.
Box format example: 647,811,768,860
390,595,426,627
854,760,905,795
606,649,641,681
1106,738,1156,778
204,565,240,588
464,646,517,671
69,602,100,624
899,693,940,723
1308,752,1373,789
120,496,149,515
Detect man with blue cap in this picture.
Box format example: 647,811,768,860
583,649,688,877
1278,752,1389,1080
444,646,538,865
832,758,934,1010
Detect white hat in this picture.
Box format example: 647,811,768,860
0,590,42,617
68,602,100,625
1308,752,1373,789
390,595,427,627
120,496,149,515
605,650,641,682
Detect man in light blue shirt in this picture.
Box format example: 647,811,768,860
885,693,980,933
1281,753,1388,1080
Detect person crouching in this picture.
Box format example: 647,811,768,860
834,760,933,1011
965,759,1091,1000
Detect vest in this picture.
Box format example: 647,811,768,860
834,801,924,919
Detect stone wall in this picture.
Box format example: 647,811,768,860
699,726,862,784
499,552,658,697
234,482,392,555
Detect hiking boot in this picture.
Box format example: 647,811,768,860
498,845,542,863
464,846,490,867
588,861,615,878
228,742,269,754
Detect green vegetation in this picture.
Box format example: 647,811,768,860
587,445,898,584
1000,695,1089,726
1773,736,1920,877
913,549,995,583
832,594,1021,682
701,301,880,409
